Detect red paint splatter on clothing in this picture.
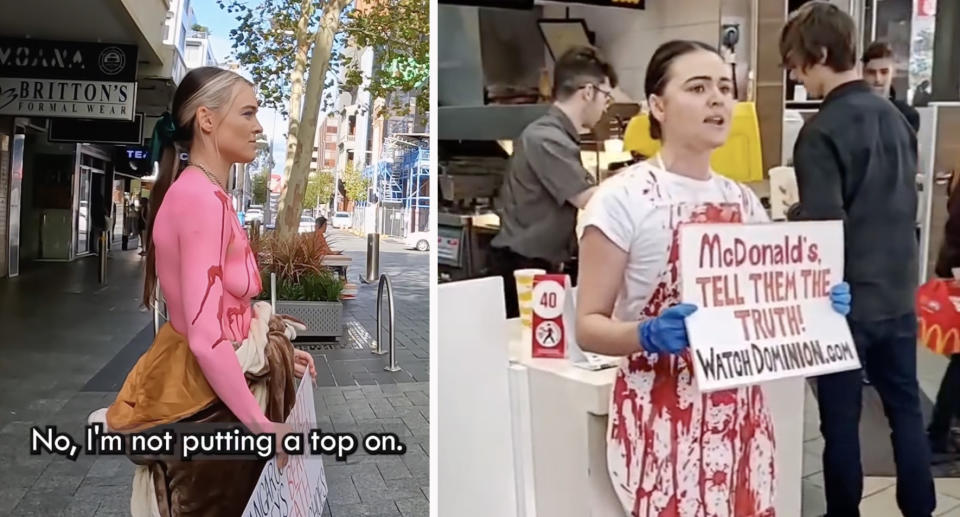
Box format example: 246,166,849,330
612,371,639,485
610,199,774,516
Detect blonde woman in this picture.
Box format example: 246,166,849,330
104,67,316,516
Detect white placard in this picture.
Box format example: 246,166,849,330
0,77,136,120
242,376,328,517
680,220,860,392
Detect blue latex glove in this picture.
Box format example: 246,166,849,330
829,282,852,316
638,303,698,354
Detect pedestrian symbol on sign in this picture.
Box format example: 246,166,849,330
536,321,562,348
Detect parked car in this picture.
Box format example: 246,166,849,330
331,212,352,229
298,214,317,234
405,231,431,252
245,208,263,224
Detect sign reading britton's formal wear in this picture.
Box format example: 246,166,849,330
0,38,137,121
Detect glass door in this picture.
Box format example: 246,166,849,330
76,167,90,254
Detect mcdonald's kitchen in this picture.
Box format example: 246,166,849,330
436,0,960,516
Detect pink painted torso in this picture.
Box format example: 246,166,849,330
151,166,268,429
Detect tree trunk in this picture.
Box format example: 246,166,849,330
276,0,351,237
278,0,313,200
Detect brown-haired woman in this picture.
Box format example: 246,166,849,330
576,40,850,516
99,66,317,516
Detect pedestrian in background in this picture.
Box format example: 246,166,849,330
928,172,960,459
781,3,935,515
138,197,149,256
861,41,920,132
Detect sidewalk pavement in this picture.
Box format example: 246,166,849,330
0,229,429,517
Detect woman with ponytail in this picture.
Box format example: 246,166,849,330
576,41,852,516
94,66,317,516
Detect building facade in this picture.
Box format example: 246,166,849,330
0,0,188,278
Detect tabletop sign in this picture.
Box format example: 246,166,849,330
680,220,860,392
532,274,568,358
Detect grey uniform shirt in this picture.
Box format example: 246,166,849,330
492,106,594,264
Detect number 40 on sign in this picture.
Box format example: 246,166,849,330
531,274,568,359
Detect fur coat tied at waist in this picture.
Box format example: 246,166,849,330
88,301,306,517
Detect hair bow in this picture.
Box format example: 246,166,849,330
150,111,177,165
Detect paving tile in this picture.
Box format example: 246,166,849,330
10,487,73,516
389,397,414,408
801,479,826,517
351,407,377,420
352,468,387,490
0,486,27,515
855,484,960,517
377,458,413,480
326,478,361,505
395,496,429,517
329,502,401,517
0,236,429,515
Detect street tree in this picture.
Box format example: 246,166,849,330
342,163,368,204
340,0,428,122
251,171,270,205
218,0,428,237
304,170,335,210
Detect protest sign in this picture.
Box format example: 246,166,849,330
680,220,860,392
242,376,328,517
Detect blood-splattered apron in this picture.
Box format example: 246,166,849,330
607,158,776,517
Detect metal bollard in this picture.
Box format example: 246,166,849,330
98,230,108,285
362,233,380,284
270,272,277,313
375,274,401,372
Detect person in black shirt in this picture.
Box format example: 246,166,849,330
781,3,935,516
862,41,921,132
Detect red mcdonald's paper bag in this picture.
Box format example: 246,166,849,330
917,278,960,356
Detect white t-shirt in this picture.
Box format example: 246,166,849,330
577,160,776,517
578,160,768,323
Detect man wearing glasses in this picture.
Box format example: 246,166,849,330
491,45,617,318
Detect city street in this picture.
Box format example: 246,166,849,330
0,229,429,517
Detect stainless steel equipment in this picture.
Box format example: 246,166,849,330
438,212,500,283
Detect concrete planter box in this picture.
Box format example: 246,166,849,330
275,300,343,338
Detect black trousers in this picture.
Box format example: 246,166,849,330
818,314,935,517
928,354,960,443
489,246,558,319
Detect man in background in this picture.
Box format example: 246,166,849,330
780,3,935,516
491,45,616,318
862,40,920,132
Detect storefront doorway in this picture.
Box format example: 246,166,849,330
76,151,109,257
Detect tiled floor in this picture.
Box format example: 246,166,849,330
801,349,960,517
0,230,430,516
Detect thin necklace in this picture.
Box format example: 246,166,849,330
189,161,226,191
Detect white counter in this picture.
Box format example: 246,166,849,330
438,277,805,517
505,320,806,517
